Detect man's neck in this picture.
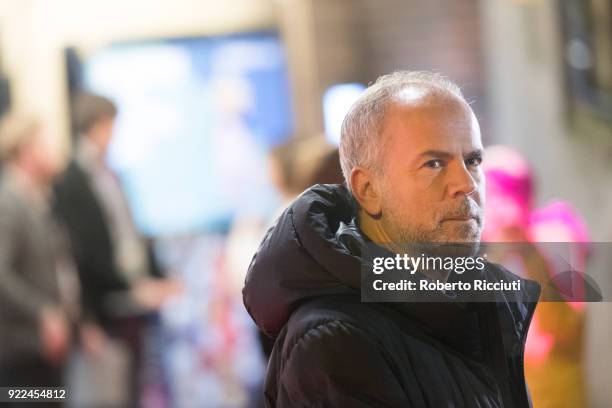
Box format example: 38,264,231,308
358,208,394,244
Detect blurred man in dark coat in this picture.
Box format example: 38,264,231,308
53,93,179,325
53,93,180,405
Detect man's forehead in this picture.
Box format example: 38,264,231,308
389,87,472,116
386,97,476,129
382,95,481,153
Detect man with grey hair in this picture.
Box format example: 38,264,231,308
244,71,540,407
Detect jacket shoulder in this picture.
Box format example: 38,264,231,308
0,177,29,224
0,180,20,209
279,296,389,364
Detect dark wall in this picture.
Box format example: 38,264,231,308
309,0,488,136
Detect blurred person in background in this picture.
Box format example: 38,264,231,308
226,135,342,362
54,93,180,322
226,134,341,300
482,145,588,408
0,113,70,387
53,93,181,406
307,147,345,188
267,135,342,210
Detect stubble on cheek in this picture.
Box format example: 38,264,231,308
384,202,439,243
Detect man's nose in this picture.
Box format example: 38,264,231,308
447,162,479,198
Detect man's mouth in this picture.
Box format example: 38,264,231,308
442,215,480,223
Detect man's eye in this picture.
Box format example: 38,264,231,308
466,156,482,167
424,159,443,169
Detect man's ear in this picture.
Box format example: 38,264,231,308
350,167,382,218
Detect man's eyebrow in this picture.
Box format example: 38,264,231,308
416,149,483,160
417,150,454,160
466,149,484,159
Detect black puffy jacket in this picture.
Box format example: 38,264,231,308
243,184,541,407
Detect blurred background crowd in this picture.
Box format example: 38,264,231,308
0,0,611,407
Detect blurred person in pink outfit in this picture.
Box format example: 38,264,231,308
482,145,588,408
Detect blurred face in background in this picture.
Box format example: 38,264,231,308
374,91,484,244
87,115,115,155
19,126,62,185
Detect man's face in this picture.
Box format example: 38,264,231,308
376,93,484,244
24,128,62,184
90,116,115,154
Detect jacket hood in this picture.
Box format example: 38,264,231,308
243,184,363,337
243,184,541,344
